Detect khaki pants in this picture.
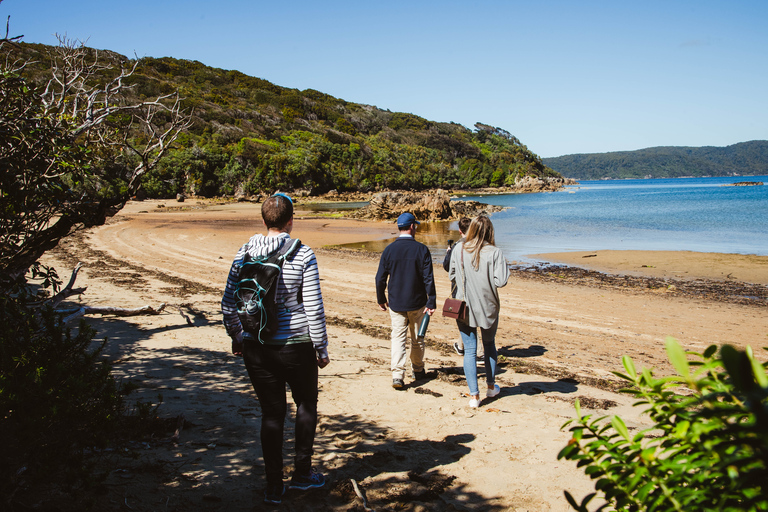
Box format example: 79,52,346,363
389,308,426,379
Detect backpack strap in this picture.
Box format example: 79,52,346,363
276,238,303,304
276,238,302,262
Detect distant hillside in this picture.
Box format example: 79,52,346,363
543,141,768,180
9,42,560,198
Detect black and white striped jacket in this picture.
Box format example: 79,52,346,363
221,232,328,358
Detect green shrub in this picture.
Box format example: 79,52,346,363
558,338,768,511
0,280,123,499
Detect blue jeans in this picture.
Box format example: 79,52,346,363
459,319,498,396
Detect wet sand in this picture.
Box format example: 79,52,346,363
531,249,768,286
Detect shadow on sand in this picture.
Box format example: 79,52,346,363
71,313,512,511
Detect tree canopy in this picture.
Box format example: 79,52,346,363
9,42,560,199
1,38,189,287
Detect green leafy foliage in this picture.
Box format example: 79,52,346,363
558,338,768,511
0,283,122,498
0,71,88,283
1,31,185,507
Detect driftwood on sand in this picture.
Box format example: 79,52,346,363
52,263,167,323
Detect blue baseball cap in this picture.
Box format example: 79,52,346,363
272,192,293,204
396,212,420,229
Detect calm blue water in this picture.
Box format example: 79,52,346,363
457,176,768,263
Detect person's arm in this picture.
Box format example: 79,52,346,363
449,242,464,300
375,252,390,310
300,247,329,362
492,247,510,288
221,246,247,355
422,248,437,310
442,244,453,272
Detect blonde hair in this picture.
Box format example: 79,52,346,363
463,215,496,269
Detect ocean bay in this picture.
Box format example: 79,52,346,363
458,175,768,263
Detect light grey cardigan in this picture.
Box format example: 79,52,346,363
448,242,509,329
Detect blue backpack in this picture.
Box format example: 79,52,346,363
235,238,301,343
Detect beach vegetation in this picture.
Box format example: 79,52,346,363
559,338,768,511
1,18,188,506
0,278,123,500
1,37,190,286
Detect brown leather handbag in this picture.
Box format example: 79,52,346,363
442,245,469,323
442,297,467,321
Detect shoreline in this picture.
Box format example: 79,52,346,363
119,199,768,291
529,249,768,286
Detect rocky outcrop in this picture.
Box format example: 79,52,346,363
319,176,576,222
450,199,505,218
349,190,504,222
513,175,577,192
464,176,577,195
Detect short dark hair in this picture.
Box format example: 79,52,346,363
262,194,293,229
458,217,471,234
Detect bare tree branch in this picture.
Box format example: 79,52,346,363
1,36,192,285
1,1,23,45
48,262,87,309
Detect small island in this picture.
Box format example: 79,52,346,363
723,181,763,186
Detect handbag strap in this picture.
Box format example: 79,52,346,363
448,243,468,300
461,245,467,300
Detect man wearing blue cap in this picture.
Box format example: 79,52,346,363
375,212,437,388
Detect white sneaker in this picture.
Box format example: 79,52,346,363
486,384,501,398
468,397,480,408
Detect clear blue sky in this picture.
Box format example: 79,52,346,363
3,0,767,158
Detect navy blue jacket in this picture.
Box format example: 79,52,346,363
375,236,437,312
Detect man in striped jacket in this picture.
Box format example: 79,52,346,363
221,193,329,505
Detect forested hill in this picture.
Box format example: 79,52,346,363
13,42,560,198
542,141,768,180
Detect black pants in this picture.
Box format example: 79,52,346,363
242,340,318,485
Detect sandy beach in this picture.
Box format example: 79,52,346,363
41,198,768,511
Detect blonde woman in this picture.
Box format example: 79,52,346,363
448,215,509,408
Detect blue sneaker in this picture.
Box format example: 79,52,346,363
289,468,325,490
264,482,285,504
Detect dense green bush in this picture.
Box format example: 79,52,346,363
559,338,768,511
0,275,122,498
543,141,768,180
